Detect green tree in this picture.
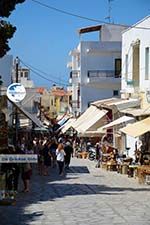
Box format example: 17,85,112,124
0,0,25,58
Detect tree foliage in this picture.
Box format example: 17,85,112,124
0,20,16,57
0,0,25,58
0,0,25,17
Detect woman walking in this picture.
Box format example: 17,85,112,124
56,143,65,176
43,140,52,176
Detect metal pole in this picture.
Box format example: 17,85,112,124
15,56,19,145
39,96,42,120
16,56,19,83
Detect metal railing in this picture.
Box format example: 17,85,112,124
87,70,120,78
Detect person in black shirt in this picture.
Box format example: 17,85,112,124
64,141,73,169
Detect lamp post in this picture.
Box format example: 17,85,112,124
15,56,19,83
15,56,19,145
0,75,3,97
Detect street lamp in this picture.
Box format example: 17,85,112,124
0,75,3,97
15,56,19,83
14,56,19,145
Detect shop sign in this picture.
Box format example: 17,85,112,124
7,83,26,103
0,154,38,163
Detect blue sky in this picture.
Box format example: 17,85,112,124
8,0,150,88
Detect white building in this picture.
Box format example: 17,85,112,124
120,15,150,158
12,66,34,88
121,15,150,102
0,55,13,87
68,24,128,116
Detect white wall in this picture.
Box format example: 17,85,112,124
81,86,113,112
20,77,34,88
0,55,13,87
122,16,150,93
80,41,121,112
101,24,128,42
69,24,126,114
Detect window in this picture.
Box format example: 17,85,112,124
113,90,119,96
115,58,121,78
77,87,80,108
145,47,149,80
20,72,23,77
24,71,28,78
125,54,128,79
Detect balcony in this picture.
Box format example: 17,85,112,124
69,70,80,84
88,70,120,78
87,70,121,89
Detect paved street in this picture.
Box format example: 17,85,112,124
0,158,150,225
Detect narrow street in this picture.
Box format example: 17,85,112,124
0,158,150,225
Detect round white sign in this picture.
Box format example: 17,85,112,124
7,83,26,103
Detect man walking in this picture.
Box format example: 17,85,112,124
64,141,73,169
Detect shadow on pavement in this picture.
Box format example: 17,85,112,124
66,166,90,174
0,165,149,225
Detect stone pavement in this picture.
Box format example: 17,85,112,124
0,158,150,225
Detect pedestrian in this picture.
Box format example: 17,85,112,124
43,140,52,176
95,142,103,168
21,143,33,192
38,140,45,175
21,163,32,192
64,141,73,169
49,137,58,168
56,143,65,176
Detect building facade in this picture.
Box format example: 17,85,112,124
68,24,128,116
120,16,150,157
121,16,150,104
49,86,72,118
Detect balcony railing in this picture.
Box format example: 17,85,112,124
70,70,80,78
88,70,121,78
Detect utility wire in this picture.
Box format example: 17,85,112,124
31,0,150,30
20,59,67,83
31,0,107,24
20,59,68,86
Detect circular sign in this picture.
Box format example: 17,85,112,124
7,83,26,103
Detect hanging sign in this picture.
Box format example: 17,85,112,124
7,83,26,103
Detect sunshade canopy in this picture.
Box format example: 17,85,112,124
120,117,150,137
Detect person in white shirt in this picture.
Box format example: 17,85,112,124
56,143,65,176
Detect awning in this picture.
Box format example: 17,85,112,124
120,107,150,117
78,25,102,34
11,101,44,128
74,107,107,133
120,117,150,137
92,98,140,112
78,130,105,137
61,118,77,133
101,116,135,130
72,105,96,130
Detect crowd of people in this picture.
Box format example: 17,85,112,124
1,134,147,198
1,135,74,194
